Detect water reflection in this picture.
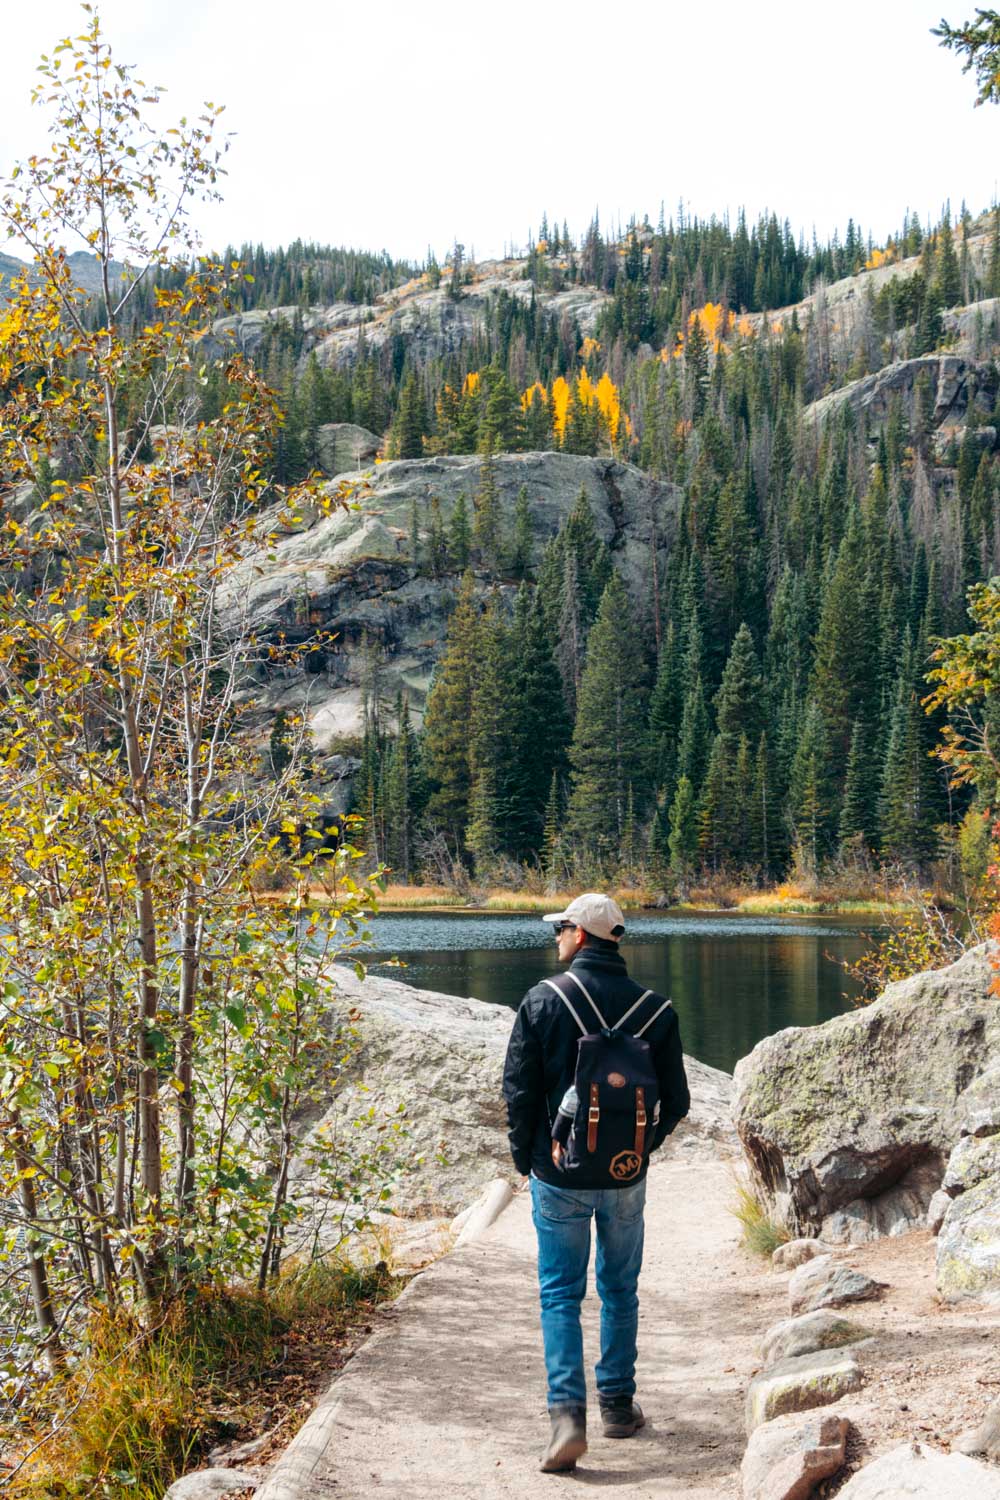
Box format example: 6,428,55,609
359,912,877,1074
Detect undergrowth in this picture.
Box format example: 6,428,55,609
728,1173,791,1258
5,1260,397,1500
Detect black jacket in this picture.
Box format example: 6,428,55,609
502,945,690,1188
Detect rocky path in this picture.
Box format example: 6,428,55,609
256,1157,786,1500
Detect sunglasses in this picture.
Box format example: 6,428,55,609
552,922,578,937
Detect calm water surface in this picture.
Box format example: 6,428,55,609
360,912,878,1074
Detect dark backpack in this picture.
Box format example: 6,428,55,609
543,970,672,1185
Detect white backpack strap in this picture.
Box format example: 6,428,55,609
541,977,588,1035
634,997,674,1037
612,989,653,1033
563,969,609,1030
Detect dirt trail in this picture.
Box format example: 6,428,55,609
261,1158,786,1499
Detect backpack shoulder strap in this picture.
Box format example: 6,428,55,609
541,971,608,1033
540,975,588,1035
562,969,609,1030
634,996,674,1037
611,988,654,1033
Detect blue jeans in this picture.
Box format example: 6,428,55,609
529,1175,646,1410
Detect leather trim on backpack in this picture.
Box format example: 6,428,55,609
587,1082,600,1153
634,1086,647,1156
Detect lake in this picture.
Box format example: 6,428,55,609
360,911,878,1074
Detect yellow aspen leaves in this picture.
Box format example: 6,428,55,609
594,372,621,444
462,371,480,397
579,335,602,363
550,375,571,442
520,380,547,413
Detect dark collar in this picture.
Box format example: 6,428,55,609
570,947,628,978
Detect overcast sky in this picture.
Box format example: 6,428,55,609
1,0,997,265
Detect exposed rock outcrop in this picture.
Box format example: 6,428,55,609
804,353,999,432
220,450,679,748
732,943,1000,1242
203,259,609,375
294,964,735,1219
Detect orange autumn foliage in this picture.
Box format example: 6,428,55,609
688,302,727,350
463,371,480,397
580,335,602,363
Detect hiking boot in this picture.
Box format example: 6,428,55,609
539,1405,587,1472
599,1394,645,1438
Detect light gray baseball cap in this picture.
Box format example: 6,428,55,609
543,892,626,941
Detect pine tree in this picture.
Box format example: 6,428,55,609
667,775,699,881
422,573,481,844
715,623,764,748
810,507,878,786
505,588,571,859
567,573,648,859
648,620,682,796
473,445,501,565
988,205,1000,299
386,692,421,882
749,733,778,876
542,769,563,882
466,604,512,860
914,280,944,355
676,679,711,796
448,492,471,570
787,699,830,869
934,215,962,308
878,628,940,864
838,720,876,856
509,484,534,579
391,371,426,459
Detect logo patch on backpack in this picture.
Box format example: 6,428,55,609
610,1150,642,1181
607,1072,627,1088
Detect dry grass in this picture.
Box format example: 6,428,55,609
7,1261,397,1500
727,1172,791,1258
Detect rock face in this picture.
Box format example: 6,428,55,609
221,450,680,748
295,964,736,1218
835,1441,1000,1498
732,944,1000,1240
805,354,999,433
203,259,610,375
935,1062,1000,1302
936,1178,1000,1303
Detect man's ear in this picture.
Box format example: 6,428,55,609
573,927,587,953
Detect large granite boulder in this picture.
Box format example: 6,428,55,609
935,1064,1000,1302
219,450,680,744
293,965,736,1219
316,422,381,477
732,944,1000,1240
835,1441,1000,1498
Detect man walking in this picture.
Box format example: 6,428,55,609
502,893,690,1473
